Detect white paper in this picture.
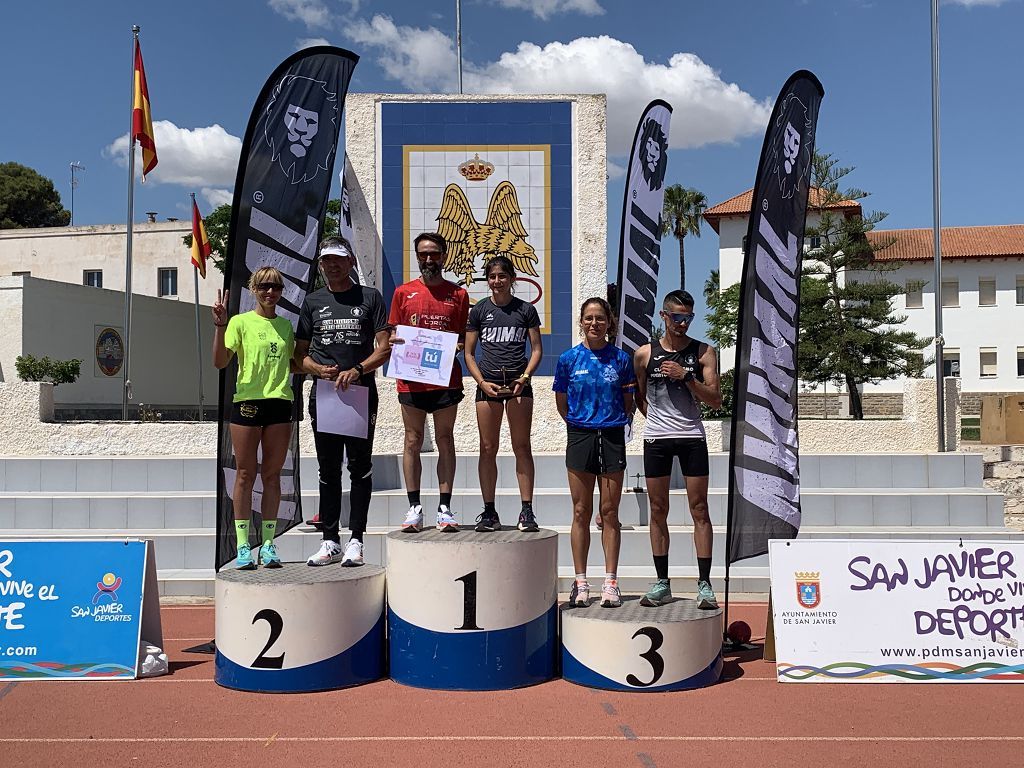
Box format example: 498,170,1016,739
386,324,459,387
315,380,369,438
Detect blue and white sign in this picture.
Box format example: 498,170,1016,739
0,540,152,680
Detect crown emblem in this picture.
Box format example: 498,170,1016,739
795,571,820,581
458,153,494,182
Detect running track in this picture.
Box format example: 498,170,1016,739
3,601,1020,767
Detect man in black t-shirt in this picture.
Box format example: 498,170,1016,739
295,236,390,567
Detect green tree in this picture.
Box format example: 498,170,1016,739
661,185,707,292
799,152,932,419
15,355,81,386
184,201,340,274
703,270,741,352
0,163,70,228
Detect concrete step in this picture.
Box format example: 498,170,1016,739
0,486,1007,531
985,462,1024,480
967,445,1024,463
0,452,986,492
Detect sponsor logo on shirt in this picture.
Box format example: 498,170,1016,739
602,365,619,383
573,369,590,376
351,306,364,317
318,306,331,315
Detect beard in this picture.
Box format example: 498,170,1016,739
419,261,441,279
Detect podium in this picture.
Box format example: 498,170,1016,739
215,563,385,693
387,528,558,690
561,596,723,691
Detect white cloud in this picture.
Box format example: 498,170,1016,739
606,159,626,179
347,21,771,152
201,188,234,208
268,0,330,28
104,121,241,188
296,36,331,49
491,0,604,20
347,15,458,92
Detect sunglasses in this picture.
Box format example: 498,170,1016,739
256,282,284,292
663,311,695,323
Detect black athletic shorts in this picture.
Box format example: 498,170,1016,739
565,424,627,476
475,384,534,403
643,437,710,478
398,389,465,413
230,398,293,427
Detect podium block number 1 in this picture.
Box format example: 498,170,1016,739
454,571,481,631
251,609,286,669
625,626,664,687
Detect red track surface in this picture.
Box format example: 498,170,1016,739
4,601,1023,767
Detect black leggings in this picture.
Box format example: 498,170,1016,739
310,391,378,543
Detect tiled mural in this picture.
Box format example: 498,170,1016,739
380,101,573,375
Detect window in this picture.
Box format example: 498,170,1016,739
980,348,998,378
12,271,30,277
158,268,178,297
941,280,959,308
1017,276,1024,305
1018,347,1024,377
83,270,102,288
808,235,822,250
906,280,924,309
979,278,996,306
741,236,748,254
943,349,960,378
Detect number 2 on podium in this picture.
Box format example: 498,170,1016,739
252,609,286,669
454,571,481,630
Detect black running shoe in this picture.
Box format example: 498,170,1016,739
475,507,501,532
517,507,539,532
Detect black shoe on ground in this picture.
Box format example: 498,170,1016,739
517,507,539,532
475,507,501,532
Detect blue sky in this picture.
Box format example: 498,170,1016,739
2,0,1021,338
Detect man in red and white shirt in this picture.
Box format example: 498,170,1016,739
388,232,469,533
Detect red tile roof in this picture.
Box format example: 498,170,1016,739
702,188,862,233
867,225,1024,261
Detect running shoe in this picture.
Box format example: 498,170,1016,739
437,504,459,532
517,507,539,532
697,580,719,610
236,543,256,570
402,504,424,533
341,538,364,567
568,580,590,608
307,540,343,566
259,541,282,568
600,579,622,608
475,507,501,532
640,579,672,607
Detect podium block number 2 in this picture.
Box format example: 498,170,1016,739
454,571,481,631
625,626,664,687
252,609,286,669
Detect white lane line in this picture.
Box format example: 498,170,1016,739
2,736,1023,744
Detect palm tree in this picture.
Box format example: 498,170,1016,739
661,185,707,292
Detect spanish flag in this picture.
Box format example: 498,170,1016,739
132,40,158,180
190,198,211,279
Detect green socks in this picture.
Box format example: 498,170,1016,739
262,520,277,545
234,520,249,548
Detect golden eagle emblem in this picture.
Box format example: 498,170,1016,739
435,181,539,286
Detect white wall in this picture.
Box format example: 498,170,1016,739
0,276,218,409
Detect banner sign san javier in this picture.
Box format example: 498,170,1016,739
770,539,1024,683
0,541,149,680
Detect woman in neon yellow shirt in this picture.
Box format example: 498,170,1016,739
212,266,296,569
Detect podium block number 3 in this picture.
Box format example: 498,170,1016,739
252,609,286,669
454,571,481,631
625,627,664,687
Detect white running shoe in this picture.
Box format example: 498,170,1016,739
306,540,343,567
341,538,364,567
402,504,424,532
437,504,459,532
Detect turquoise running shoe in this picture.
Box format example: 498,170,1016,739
236,543,256,570
697,579,719,610
640,579,673,607
259,541,282,568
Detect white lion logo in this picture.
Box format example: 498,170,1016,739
263,74,338,185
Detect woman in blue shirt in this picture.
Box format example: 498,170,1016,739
553,297,636,608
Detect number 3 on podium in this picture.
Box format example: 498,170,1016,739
626,626,664,687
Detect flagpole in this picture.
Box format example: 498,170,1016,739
455,0,463,94
190,193,205,422
930,0,946,451
122,24,140,421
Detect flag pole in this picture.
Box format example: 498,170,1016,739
930,0,946,451
122,24,140,421
190,193,205,422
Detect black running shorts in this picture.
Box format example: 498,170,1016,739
230,398,293,427
398,389,465,413
565,424,627,476
475,384,534,403
643,437,710,479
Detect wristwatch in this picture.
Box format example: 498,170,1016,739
353,362,365,375
683,370,695,383
517,374,531,384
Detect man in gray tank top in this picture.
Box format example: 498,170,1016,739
633,290,722,609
